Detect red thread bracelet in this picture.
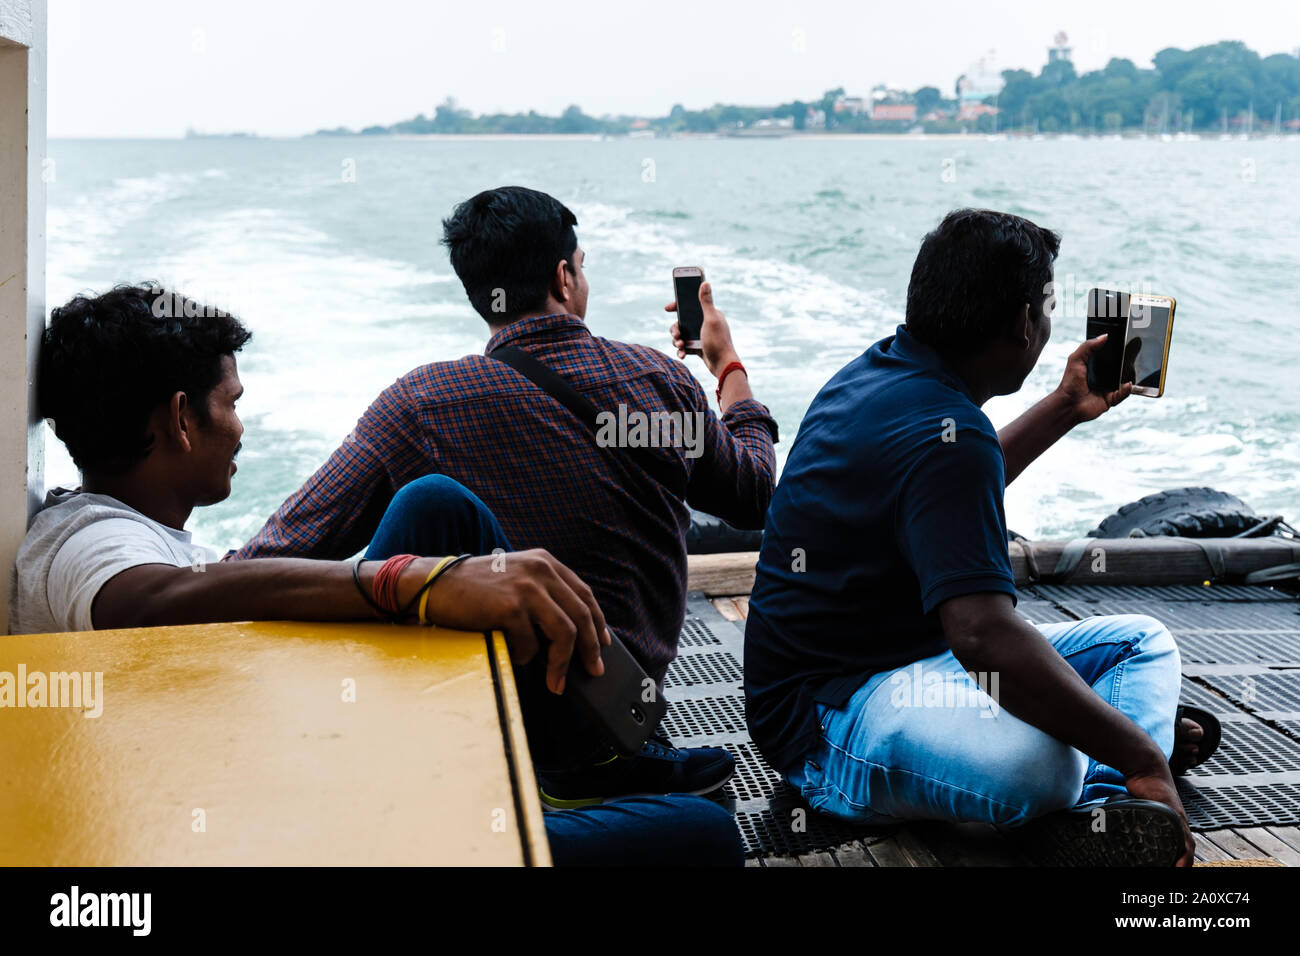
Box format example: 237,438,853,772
716,361,747,403
373,554,418,616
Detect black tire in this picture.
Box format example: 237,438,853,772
686,509,764,554
1089,487,1261,539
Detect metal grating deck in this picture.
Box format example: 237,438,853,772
666,584,1300,858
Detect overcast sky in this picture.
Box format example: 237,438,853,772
48,0,1300,137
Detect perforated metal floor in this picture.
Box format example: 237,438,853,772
666,583,1300,858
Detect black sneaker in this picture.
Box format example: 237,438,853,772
1012,796,1185,867
537,734,735,810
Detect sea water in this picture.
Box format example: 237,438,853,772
44,135,1300,549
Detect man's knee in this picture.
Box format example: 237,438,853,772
393,474,493,527
1117,613,1181,670
1119,613,1174,642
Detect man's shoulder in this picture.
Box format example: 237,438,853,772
589,336,702,394
813,351,984,425
394,338,699,411
394,354,515,401
21,492,173,558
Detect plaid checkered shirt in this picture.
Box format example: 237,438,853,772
232,312,778,679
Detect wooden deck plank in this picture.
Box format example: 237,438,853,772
1264,826,1300,851
761,855,800,867
1202,829,1265,860
864,834,918,867
733,596,750,618
797,851,838,867
1232,828,1300,866
831,841,877,867
1193,833,1232,862
892,827,944,867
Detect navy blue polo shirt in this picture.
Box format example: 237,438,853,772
744,325,1018,774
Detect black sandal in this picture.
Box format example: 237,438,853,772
1171,704,1221,775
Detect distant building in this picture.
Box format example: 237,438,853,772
872,103,917,122
834,96,868,115
958,50,1004,102
1048,31,1072,64
629,118,651,130
957,102,999,122
870,84,911,104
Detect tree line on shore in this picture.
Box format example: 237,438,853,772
313,41,1300,137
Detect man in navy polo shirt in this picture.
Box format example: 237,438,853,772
745,209,1213,866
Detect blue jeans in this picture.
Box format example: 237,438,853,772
366,475,741,865
787,614,1182,827
365,474,512,561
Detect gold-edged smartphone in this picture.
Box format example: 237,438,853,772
1121,293,1176,397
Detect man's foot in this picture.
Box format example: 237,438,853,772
1170,704,1221,775
1013,796,1186,867
537,735,735,810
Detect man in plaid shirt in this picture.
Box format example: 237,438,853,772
235,186,778,807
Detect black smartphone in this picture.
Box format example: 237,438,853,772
1085,288,1129,393
566,632,666,757
672,266,705,349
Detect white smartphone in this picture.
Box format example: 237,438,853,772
672,266,705,350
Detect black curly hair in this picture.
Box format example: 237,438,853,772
39,284,252,475
441,186,579,322
905,208,1061,357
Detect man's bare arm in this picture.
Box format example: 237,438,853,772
998,334,1134,485
93,551,610,694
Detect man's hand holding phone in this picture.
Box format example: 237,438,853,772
665,279,740,376
415,548,610,695
1062,333,1134,423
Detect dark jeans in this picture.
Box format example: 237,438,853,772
365,474,742,866
544,794,743,867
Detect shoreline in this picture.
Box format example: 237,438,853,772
49,131,1300,143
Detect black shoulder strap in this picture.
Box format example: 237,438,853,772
487,345,686,498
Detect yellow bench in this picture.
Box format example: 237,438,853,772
0,621,550,866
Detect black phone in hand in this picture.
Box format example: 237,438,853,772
566,632,666,757
1086,288,1128,393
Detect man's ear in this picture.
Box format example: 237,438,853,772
163,390,193,453
1013,303,1032,349
554,258,573,306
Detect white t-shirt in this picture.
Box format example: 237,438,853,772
9,488,220,635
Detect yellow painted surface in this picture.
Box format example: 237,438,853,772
0,620,547,866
